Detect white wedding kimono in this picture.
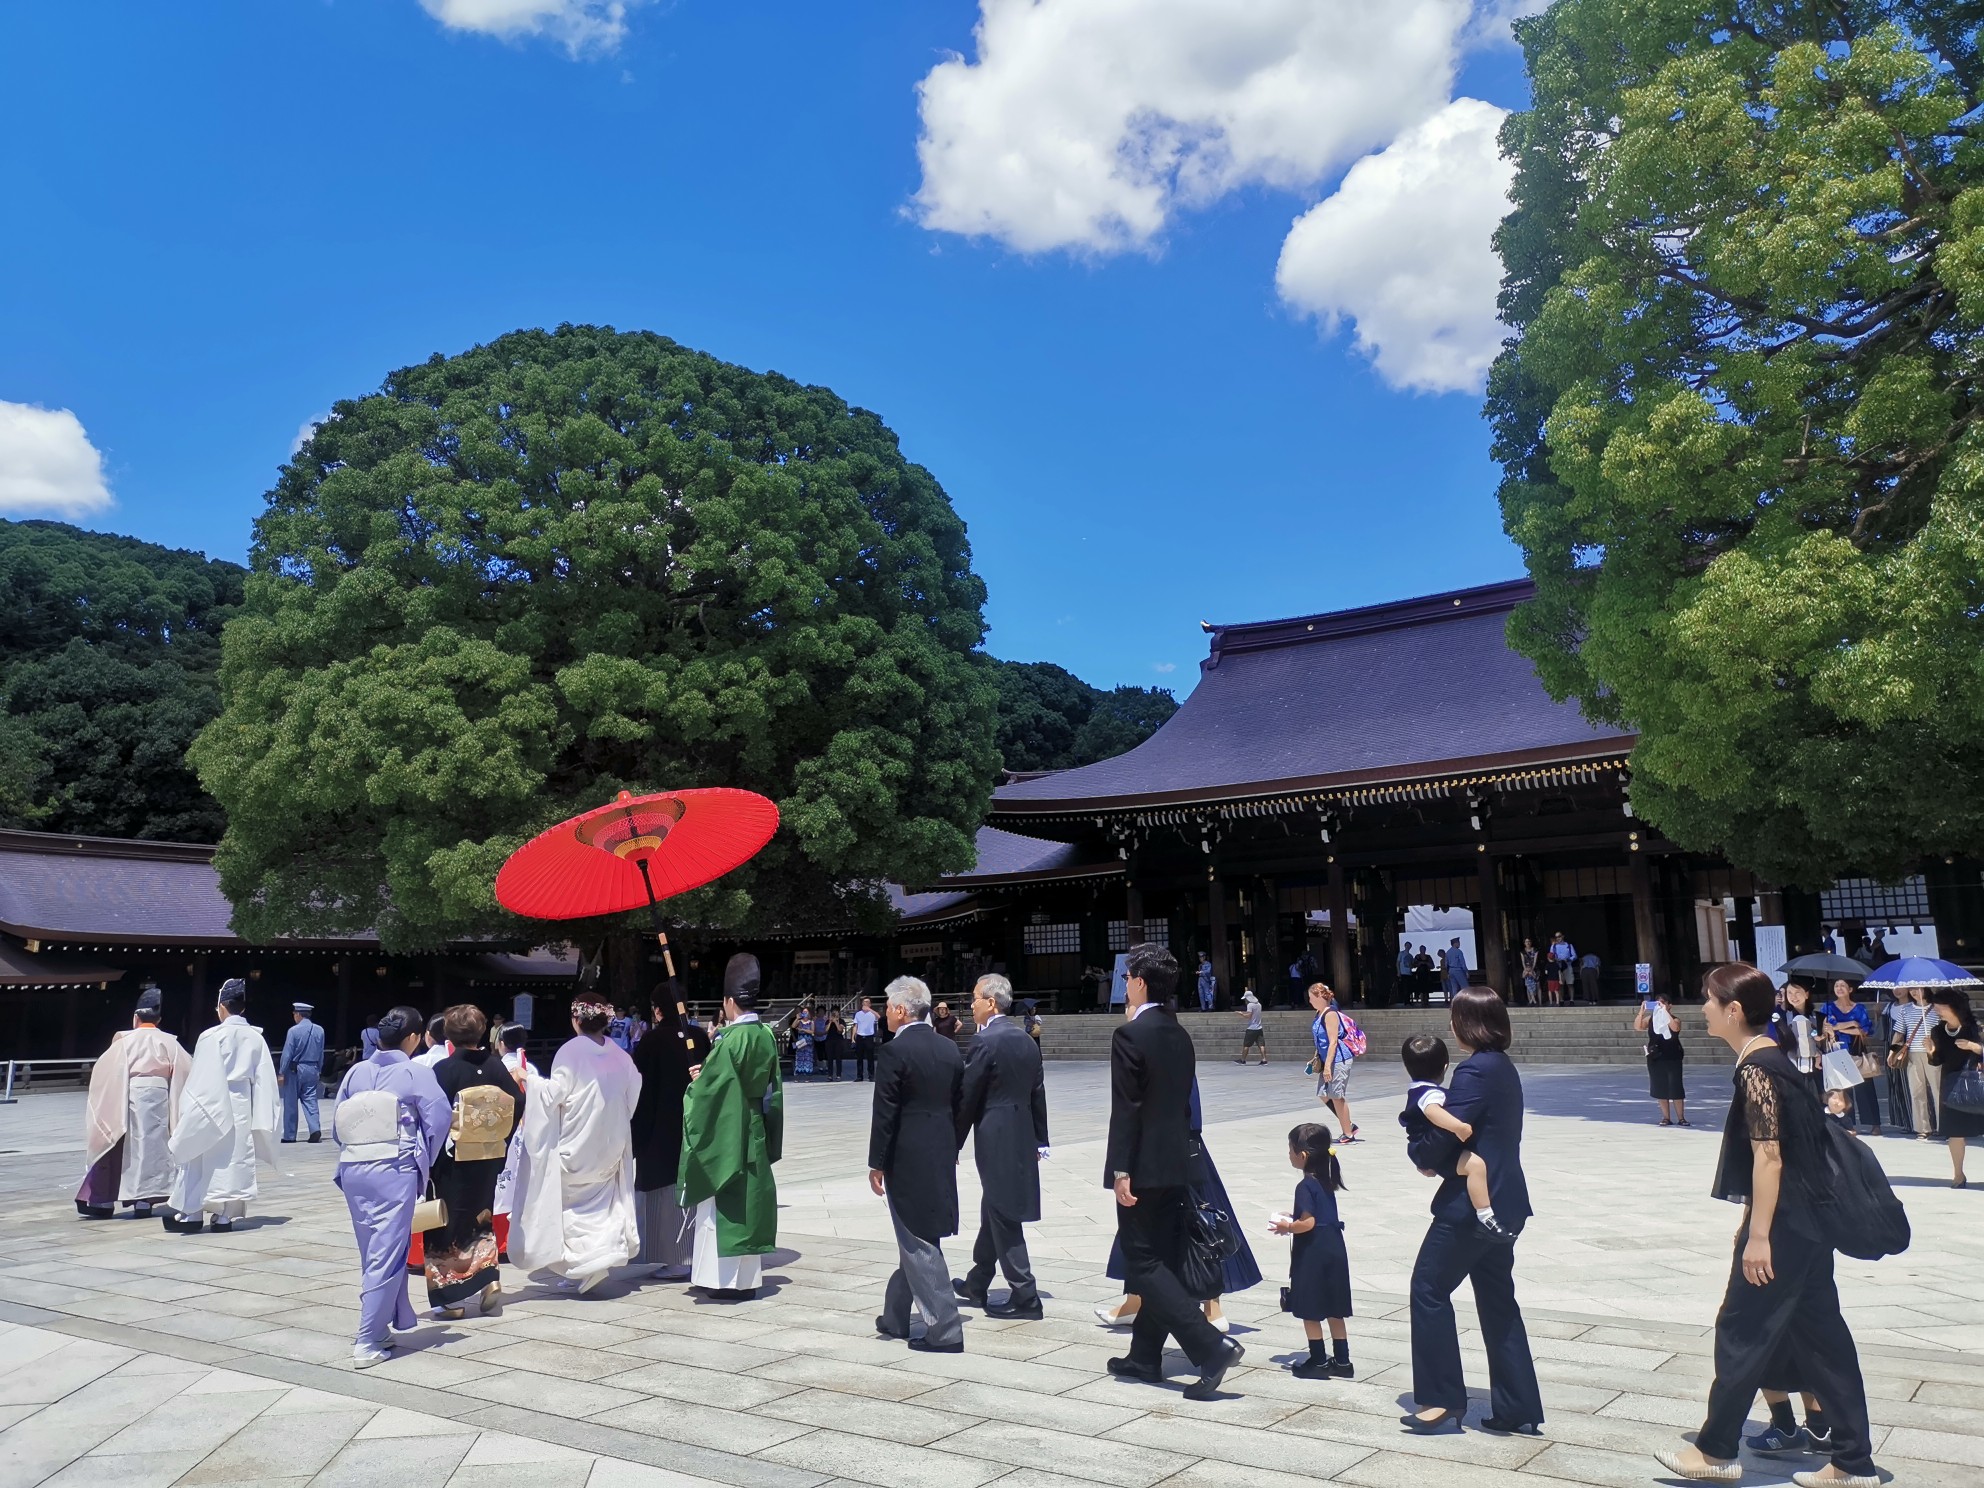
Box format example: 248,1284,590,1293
511,1035,641,1283
492,1051,543,1225
168,1016,279,1220
81,1026,192,1207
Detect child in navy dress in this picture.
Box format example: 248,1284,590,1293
1270,1122,1352,1379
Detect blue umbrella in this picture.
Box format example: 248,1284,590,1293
1860,956,1982,991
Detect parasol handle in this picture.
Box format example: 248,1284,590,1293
634,859,679,980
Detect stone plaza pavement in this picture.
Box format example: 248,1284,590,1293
2,1052,1980,1488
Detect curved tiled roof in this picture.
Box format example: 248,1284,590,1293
993,580,1634,814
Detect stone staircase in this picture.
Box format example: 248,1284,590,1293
1032,1005,1735,1067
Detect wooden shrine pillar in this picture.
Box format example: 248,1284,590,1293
1630,848,1662,994
1327,857,1353,997
1124,880,1145,948
1732,895,1757,967
1207,868,1229,997
333,957,354,1048
1477,850,1506,995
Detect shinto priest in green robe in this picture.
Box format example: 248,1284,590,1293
678,952,784,1296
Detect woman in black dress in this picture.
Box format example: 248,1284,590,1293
1272,1122,1352,1380
1635,992,1688,1125
1926,988,1984,1188
425,1004,523,1320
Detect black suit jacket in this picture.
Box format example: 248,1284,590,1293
956,1016,1050,1221
867,1022,963,1242
1407,1047,1533,1229
1104,1005,1195,1190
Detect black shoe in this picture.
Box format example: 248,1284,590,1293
985,1296,1043,1320
907,1336,964,1354
1328,1358,1355,1378
1801,1425,1833,1454
307,1132,322,1143
210,1218,233,1232
280,1138,297,1144
1744,1424,1804,1456
77,1203,114,1219
951,1279,989,1306
705,1287,757,1301
131,1203,153,1218
1182,1339,1245,1400
162,1214,204,1234
1478,1417,1541,1436
1475,1215,1521,1246
1290,1358,1332,1379
875,1315,908,1340
1400,1408,1463,1433
1106,1356,1162,1382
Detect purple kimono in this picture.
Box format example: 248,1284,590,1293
333,1050,451,1350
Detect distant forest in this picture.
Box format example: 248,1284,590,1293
0,520,1177,843
0,518,245,842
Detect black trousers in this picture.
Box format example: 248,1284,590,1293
1117,1185,1222,1371
964,1196,1036,1304
1699,1220,1874,1475
853,1036,877,1081
1410,1218,1544,1424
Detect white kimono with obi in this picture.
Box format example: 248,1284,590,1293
511,1035,641,1282
168,1016,279,1219
82,1026,192,1205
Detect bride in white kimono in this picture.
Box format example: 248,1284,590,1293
511,999,641,1292
166,979,279,1233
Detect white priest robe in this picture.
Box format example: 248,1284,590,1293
511,1035,641,1284
168,1016,279,1220
83,1026,192,1205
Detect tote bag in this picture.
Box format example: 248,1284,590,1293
1821,1048,1864,1091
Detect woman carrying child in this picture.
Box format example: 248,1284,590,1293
1271,1123,1353,1379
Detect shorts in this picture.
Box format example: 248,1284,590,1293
1242,1028,1266,1047
1317,1063,1353,1099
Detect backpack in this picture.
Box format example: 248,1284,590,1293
1336,1012,1367,1059
1802,1110,1911,1261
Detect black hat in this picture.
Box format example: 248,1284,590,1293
217,978,249,1012
135,987,163,1019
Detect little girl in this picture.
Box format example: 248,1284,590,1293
1270,1122,1352,1379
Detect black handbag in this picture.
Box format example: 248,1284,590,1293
1179,1197,1240,1299
1947,1066,1984,1114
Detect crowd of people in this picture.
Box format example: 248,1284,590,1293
75,940,1949,1488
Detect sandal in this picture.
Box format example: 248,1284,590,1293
1658,1119,1672,1127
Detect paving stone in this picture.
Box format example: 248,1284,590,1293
40,1449,207,1488
934,1420,1183,1487
748,1355,947,1403
448,1465,595,1488
179,1407,372,1482
1100,1415,1373,1479
356,1407,483,1439
475,1341,667,1383
604,1358,795,1410
471,1370,646,1421
752,1432,1010,1488
757,1387,981,1446
584,1460,747,1488
610,1397,816,1454
313,1433,476,1488
0,1415,126,1486
91,1388,285,1457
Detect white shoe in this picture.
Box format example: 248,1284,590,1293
1206,1314,1231,1335
578,1270,605,1295
1093,1303,1135,1328
1790,1475,1878,1488
1653,1449,1741,1482
353,1345,393,1370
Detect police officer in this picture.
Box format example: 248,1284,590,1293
279,1001,326,1142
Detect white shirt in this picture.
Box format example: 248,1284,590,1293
415,1042,450,1067
852,1009,879,1037
1243,996,1263,1030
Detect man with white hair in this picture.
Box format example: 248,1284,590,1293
868,975,965,1351
953,973,1050,1319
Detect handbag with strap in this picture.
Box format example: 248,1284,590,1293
1178,1197,1240,1301
1947,1060,1984,1115
412,1188,448,1233
1821,1048,1864,1091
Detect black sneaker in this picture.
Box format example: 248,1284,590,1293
1327,1358,1355,1378
1801,1425,1834,1454
1290,1358,1332,1379
1744,1424,1804,1456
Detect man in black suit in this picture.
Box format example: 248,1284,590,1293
867,975,966,1353
1105,944,1245,1400
953,972,1050,1319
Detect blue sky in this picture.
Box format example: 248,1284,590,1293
0,1,1536,689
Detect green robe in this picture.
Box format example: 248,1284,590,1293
678,1018,783,1256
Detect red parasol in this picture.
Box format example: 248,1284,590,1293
495,787,779,976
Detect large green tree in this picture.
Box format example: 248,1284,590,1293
1492,0,1984,885
991,659,1177,773
193,325,998,949
0,519,243,841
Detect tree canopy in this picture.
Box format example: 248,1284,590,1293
991,659,1178,773
1492,0,1984,885
193,325,999,949
0,519,243,841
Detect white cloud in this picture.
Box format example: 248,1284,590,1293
912,0,1472,254
0,401,114,518
418,0,642,56
291,411,331,457
1466,0,1553,49
1152,662,1177,674
1274,98,1514,395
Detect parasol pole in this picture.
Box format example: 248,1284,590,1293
633,858,678,980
